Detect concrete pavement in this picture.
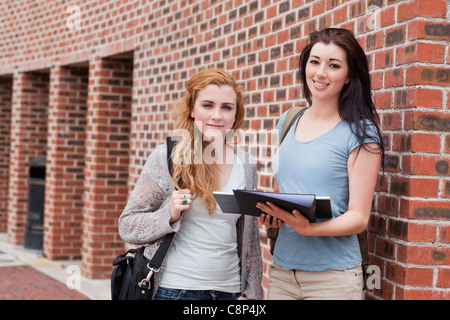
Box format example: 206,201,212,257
0,233,110,300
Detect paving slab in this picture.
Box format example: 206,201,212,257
0,233,110,300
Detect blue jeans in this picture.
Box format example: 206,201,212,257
154,287,240,300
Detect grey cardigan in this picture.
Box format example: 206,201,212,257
118,143,263,299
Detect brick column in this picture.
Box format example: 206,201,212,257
82,56,132,279
367,0,449,300
7,71,49,245
44,65,88,260
0,77,12,232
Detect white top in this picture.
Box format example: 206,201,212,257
160,155,245,293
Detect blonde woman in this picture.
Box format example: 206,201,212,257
119,69,262,300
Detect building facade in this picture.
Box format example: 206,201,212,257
0,0,448,299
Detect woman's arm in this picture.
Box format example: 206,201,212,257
118,145,181,244
240,160,263,300
257,143,381,236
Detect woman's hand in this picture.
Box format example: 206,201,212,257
169,189,191,223
258,213,283,229
238,296,250,300
256,202,312,236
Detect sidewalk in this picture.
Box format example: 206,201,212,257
0,233,110,300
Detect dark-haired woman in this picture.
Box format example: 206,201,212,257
258,28,384,300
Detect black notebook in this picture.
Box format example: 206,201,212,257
213,190,332,223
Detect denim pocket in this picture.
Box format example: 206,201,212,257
154,287,186,300
229,292,240,300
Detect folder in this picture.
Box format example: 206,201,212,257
213,190,332,223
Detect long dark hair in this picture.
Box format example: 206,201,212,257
299,28,385,167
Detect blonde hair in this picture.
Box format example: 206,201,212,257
171,69,245,214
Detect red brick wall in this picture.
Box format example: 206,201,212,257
0,0,448,299
44,65,88,260
7,71,49,245
82,56,133,278
0,78,12,233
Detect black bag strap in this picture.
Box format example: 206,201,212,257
148,232,175,269
166,136,175,176
145,136,181,269
166,136,183,188
279,106,307,144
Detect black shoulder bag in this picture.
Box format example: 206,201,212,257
111,136,178,300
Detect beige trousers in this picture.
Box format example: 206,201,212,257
268,263,364,300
